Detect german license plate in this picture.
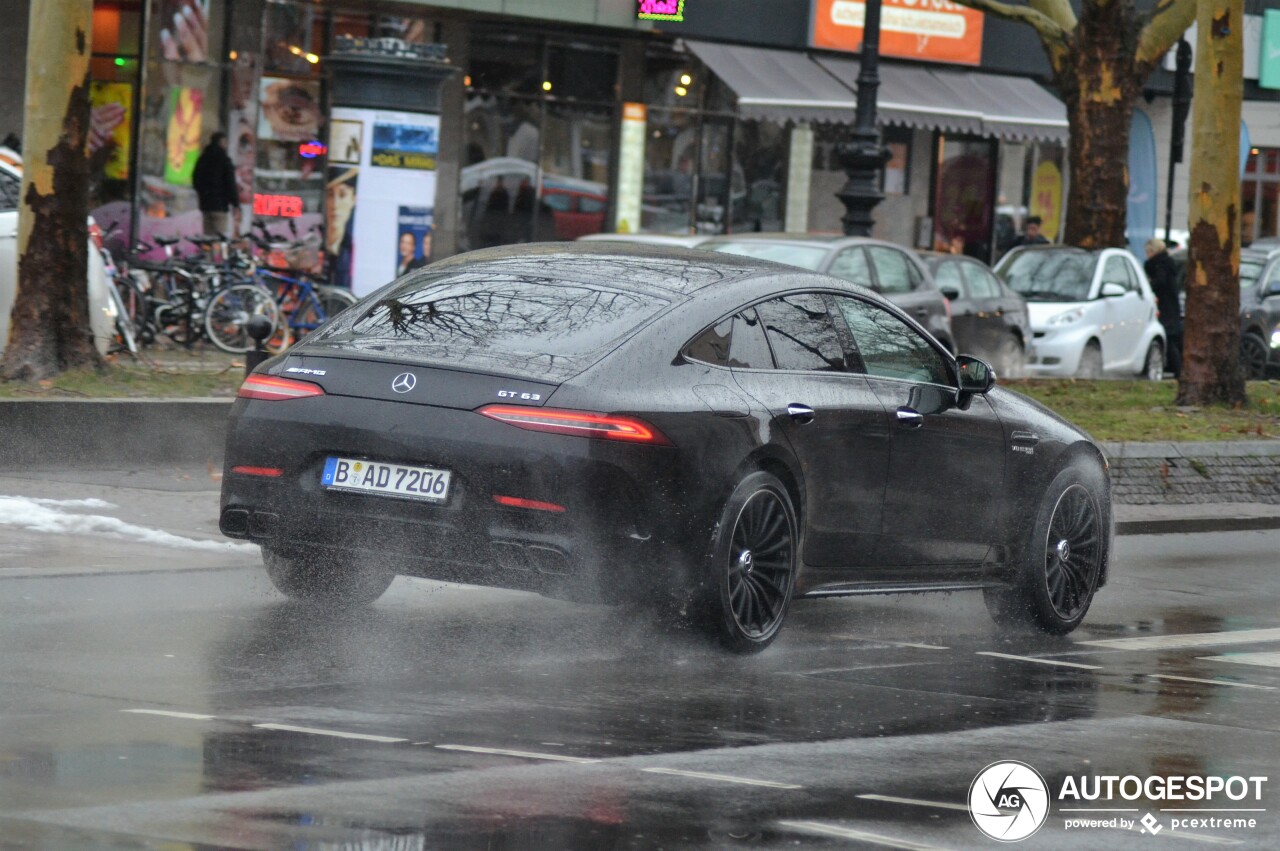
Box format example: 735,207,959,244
321,457,452,503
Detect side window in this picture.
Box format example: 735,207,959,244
755,294,847,372
1122,258,1141,293
682,311,775,369
835,296,951,385
962,264,1001,299
1101,255,1130,287
828,247,872,287
867,247,917,294
0,170,18,211
932,261,966,297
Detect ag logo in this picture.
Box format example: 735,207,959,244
969,761,1050,842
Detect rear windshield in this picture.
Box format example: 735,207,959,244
711,242,829,271
998,251,1097,302
309,272,670,381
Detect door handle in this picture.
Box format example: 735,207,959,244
895,407,924,429
786,403,816,424
1011,430,1040,445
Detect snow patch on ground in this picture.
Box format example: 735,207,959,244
0,495,254,553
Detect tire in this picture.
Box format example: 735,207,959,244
204,284,281,354
294,286,357,337
694,471,798,653
1241,332,1269,380
1138,339,1164,381
1075,340,1103,379
264,548,394,607
993,334,1025,380
984,464,1107,635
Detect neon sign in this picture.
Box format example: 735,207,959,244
638,0,685,22
253,193,304,218
299,140,327,158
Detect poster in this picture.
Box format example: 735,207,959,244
258,78,322,142
614,103,646,234
371,118,438,170
395,206,433,277
164,86,203,186
1030,161,1063,243
329,107,440,296
89,82,132,180
811,0,984,66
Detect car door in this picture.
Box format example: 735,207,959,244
726,293,892,569
959,259,1010,354
934,259,980,351
1097,252,1144,368
832,294,1006,568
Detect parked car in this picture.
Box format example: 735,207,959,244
918,251,1032,378
701,234,955,353
578,233,714,249
994,245,1165,379
1171,247,1279,379
0,160,115,357
220,243,1112,650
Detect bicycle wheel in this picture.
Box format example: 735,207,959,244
294,285,357,335
204,284,281,354
106,282,139,355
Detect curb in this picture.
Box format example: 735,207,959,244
1117,516,1280,536
0,398,232,469
1101,440,1280,459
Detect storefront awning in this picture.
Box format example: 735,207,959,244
684,41,858,124
814,56,1068,143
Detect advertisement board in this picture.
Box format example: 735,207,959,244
328,106,439,296
811,0,984,66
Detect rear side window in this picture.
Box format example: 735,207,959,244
755,294,846,372
313,274,670,381
867,247,919,294
932,261,966,296
684,311,774,369
828,247,872,287
962,264,1002,299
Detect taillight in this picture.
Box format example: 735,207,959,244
231,465,284,477
238,374,325,401
477,405,671,445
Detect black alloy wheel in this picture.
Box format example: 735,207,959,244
1241,333,1268,380
985,464,1106,635
704,471,797,652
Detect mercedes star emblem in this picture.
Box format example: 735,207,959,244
391,372,417,394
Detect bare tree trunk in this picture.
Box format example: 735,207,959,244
1,0,101,382
1177,0,1245,407
1060,95,1134,249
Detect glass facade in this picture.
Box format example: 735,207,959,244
1243,147,1280,246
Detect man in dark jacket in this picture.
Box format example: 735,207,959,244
191,132,239,237
1012,215,1050,248
1144,238,1181,378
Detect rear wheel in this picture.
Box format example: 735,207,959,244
1076,340,1103,379
264,548,394,607
1241,332,1269,380
695,471,797,652
1138,340,1164,380
985,464,1106,635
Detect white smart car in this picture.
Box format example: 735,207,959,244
996,245,1166,379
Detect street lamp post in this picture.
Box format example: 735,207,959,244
837,0,889,237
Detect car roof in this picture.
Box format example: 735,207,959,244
423,241,801,296
701,232,905,251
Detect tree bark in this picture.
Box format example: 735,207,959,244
1177,0,1245,406
1,0,101,382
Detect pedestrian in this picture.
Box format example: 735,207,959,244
191,131,239,237
1144,238,1182,378
1012,215,1050,248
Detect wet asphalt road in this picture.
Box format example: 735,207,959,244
1,526,1279,850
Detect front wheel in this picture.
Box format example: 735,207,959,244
1075,341,1103,379
264,548,394,607
985,464,1107,635
1138,339,1164,380
205,284,281,354
695,471,798,652
1241,332,1269,380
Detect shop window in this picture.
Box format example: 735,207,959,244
933,134,996,262
546,42,618,103
460,95,542,250
469,32,543,98
882,128,911,196
731,119,785,234
641,108,698,233
263,1,319,77
643,50,702,108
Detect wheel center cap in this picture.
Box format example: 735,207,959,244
738,550,754,574
1056,539,1071,562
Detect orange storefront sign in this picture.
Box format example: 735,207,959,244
812,0,984,66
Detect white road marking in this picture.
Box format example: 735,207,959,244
120,709,215,720
1199,651,1280,669
435,744,599,764
1147,674,1275,690
777,821,949,850
1079,627,1280,651
252,723,407,743
857,793,969,812
976,652,1101,670
889,642,950,650
641,767,802,789
1161,809,1266,812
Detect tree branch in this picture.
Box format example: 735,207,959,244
1135,0,1197,68
951,0,1072,72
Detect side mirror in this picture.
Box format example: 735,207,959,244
940,286,962,300
1100,282,1126,298
956,355,996,409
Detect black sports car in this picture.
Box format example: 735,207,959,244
220,243,1112,651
